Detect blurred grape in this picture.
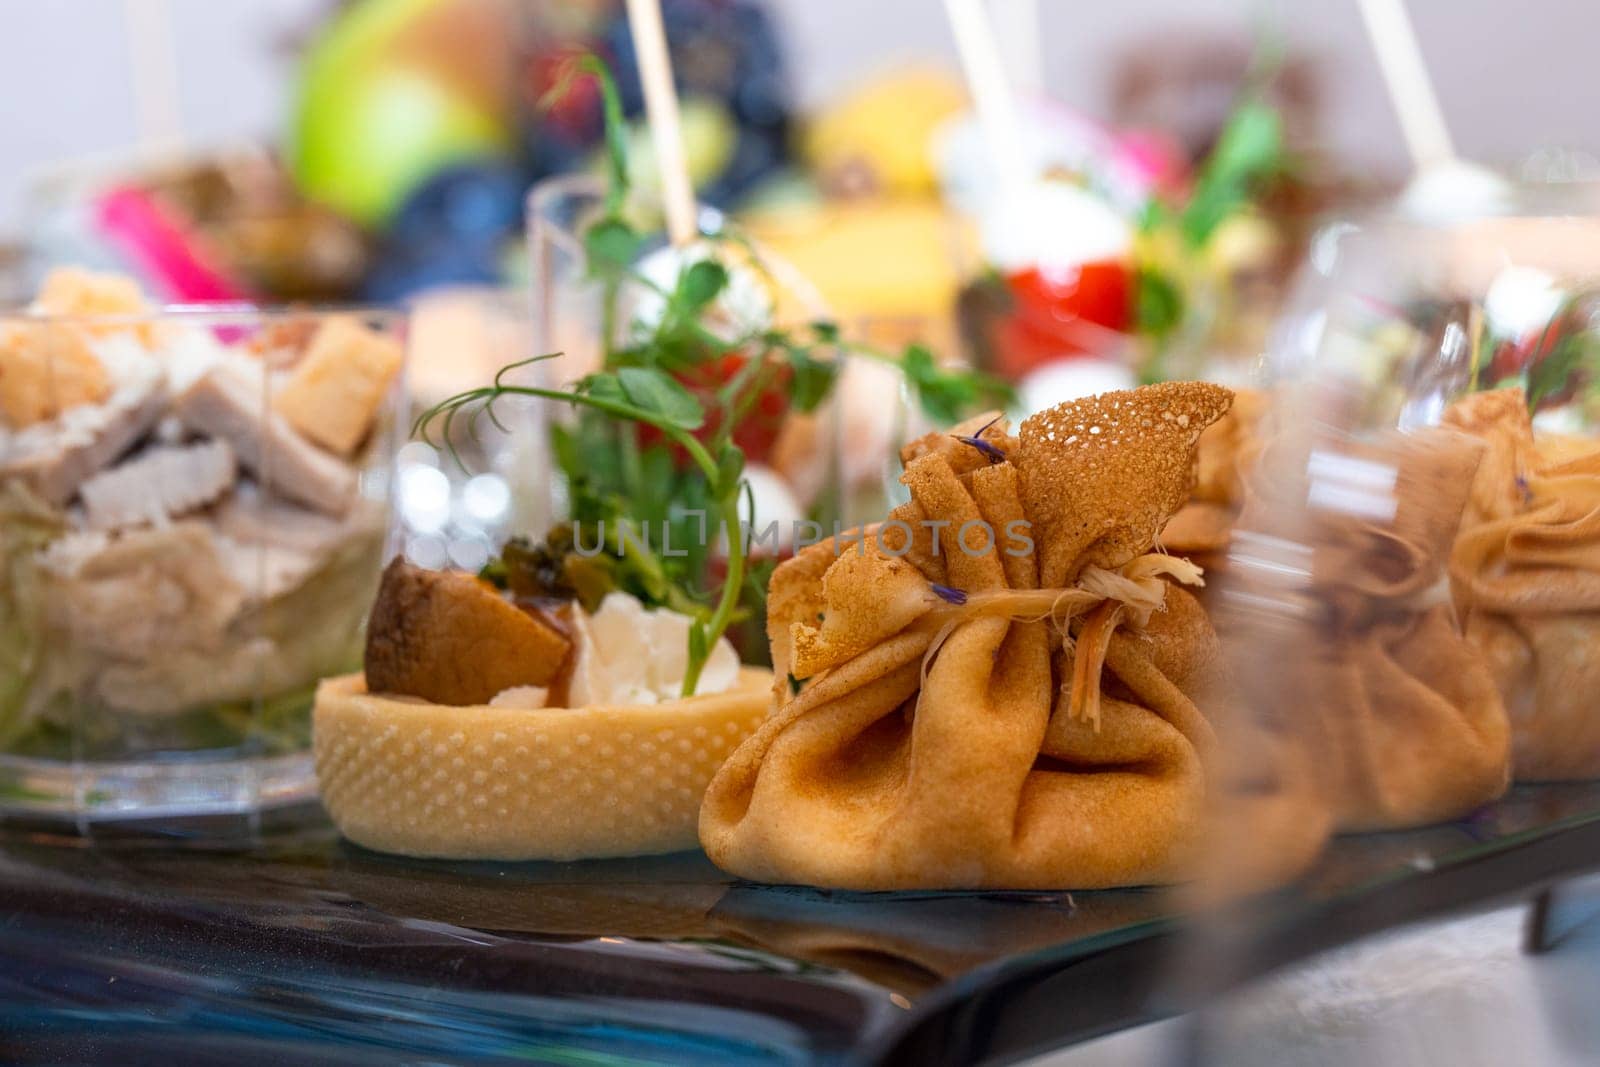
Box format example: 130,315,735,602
387,159,525,250
363,161,528,301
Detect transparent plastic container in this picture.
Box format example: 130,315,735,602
1150,189,1600,1062
0,304,405,826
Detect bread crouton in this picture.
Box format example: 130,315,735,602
0,322,111,427
274,317,403,456
36,268,151,337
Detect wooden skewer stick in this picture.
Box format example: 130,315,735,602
1356,0,1455,171
944,0,1033,194
123,0,184,155
992,0,1043,97
624,0,697,247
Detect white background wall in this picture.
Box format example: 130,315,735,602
1,0,1597,230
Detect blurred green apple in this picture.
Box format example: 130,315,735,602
289,0,511,228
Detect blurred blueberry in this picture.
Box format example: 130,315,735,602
362,243,503,303
388,160,527,251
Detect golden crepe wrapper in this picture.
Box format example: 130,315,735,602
699,383,1235,891
1184,734,1335,902
1447,389,1600,780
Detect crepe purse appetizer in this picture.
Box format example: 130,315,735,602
699,382,1235,891
1445,389,1600,780
1233,425,1511,831
315,559,771,861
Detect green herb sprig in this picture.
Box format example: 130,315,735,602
1172,99,1286,250
1133,88,1289,373
552,53,1011,424
1523,297,1600,414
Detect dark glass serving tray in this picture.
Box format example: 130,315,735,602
3,783,1599,1066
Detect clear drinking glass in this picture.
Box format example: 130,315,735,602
526,173,866,515
1236,194,1600,776
525,174,891,662
0,304,405,826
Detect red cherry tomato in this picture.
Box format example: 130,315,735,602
1488,338,1531,383
638,352,792,467
991,260,1132,380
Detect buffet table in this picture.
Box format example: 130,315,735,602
3,784,1599,1065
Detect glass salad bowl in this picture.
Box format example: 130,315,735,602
0,283,405,825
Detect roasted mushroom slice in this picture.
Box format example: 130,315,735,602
364,558,572,706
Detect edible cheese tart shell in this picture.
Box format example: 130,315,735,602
314,667,773,861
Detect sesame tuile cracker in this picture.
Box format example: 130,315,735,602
1016,381,1233,587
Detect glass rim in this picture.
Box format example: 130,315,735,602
522,173,830,319
525,170,606,217
0,301,408,329
525,171,732,240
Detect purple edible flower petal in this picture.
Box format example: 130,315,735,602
953,415,1007,465
931,583,968,605
1458,804,1496,843
954,434,1006,464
